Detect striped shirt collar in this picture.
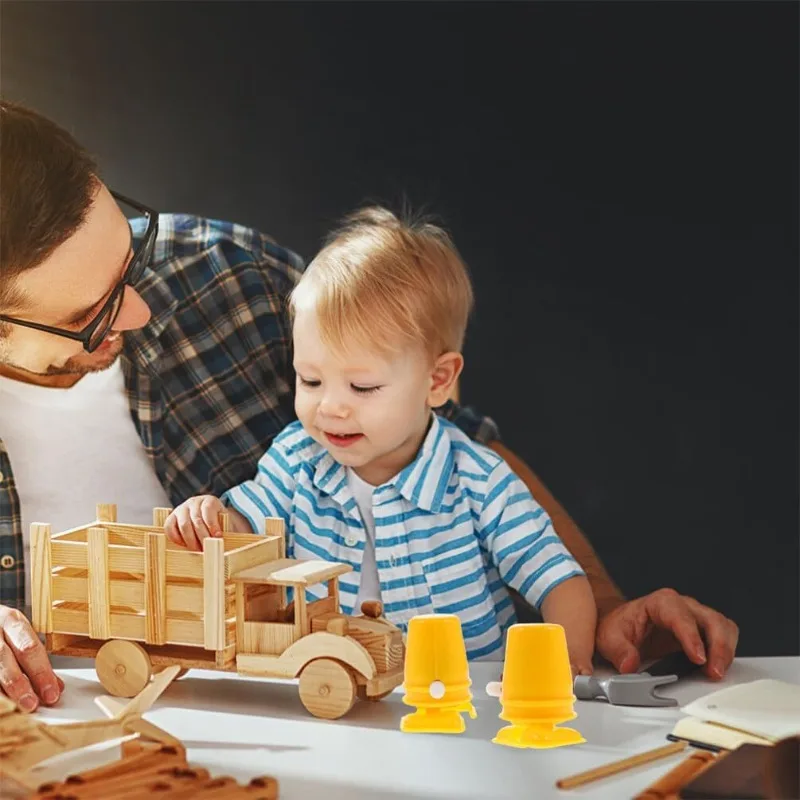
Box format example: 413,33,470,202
310,413,455,513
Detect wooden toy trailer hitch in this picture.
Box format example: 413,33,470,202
30,505,405,720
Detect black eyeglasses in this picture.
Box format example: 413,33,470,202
0,191,158,353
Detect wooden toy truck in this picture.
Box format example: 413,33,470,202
30,504,404,720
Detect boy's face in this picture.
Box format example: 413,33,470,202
293,306,456,486
0,183,152,383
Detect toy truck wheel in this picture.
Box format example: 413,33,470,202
96,640,153,697
298,658,357,720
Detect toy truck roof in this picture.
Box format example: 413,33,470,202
230,557,352,587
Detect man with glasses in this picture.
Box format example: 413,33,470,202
0,100,738,713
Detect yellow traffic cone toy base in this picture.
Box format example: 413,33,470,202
401,705,474,734
493,722,586,749
490,623,586,749
400,614,476,735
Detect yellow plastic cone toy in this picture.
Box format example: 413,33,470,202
400,613,477,734
490,623,585,749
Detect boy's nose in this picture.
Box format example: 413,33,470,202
319,395,350,419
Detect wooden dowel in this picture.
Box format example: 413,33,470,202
556,741,688,790
634,749,717,799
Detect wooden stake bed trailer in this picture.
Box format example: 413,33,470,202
30,505,405,720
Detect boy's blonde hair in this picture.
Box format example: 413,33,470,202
289,206,474,361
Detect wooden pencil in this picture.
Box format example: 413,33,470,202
556,741,688,790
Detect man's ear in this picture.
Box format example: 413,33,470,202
428,352,464,408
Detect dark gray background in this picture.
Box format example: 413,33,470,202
3,2,798,656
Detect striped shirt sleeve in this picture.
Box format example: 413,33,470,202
220,440,297,536
478,460,585,610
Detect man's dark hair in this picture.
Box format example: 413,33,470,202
0,100,98,313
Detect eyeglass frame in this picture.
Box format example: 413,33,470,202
0,190,158,353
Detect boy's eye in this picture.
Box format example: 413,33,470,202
299,377,321,388
351,384,381,395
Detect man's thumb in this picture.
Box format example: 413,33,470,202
599,628,641,674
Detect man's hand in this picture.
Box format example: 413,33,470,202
595,588,739,680
0,605,63,712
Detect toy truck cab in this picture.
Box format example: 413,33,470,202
231,559,404,718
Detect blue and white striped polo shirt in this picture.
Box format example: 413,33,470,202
222,415,584,660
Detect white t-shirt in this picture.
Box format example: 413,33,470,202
0,358,170,610
346,468,382,613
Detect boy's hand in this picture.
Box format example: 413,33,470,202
165,495,225,551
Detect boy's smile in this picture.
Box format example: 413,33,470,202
325,431,365,448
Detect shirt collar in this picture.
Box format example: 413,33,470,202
390,413,454,513
312,413,455,514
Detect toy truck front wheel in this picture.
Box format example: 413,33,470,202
298,658,358,720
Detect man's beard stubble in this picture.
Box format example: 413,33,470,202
0,333,124,378
46,334,124,376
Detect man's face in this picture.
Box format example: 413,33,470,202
293,305,435,486
0,183,152,377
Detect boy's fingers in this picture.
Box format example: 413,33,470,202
175,506,201,551
189,507,213,549
200,499,222,537
164,516,181,545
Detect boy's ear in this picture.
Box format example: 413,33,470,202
428,352,464,408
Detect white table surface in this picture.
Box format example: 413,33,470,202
24,655,799,799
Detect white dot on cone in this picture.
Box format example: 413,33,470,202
429,680,446,699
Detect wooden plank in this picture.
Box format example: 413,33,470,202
231,558,352,586
166,583,204,613
106,544,146,574
52,576,144,608
105,530,149,547
52,607,89,635
51,541,88,569
203,538,225,650
95,504,117,522
295,590,308,638
235,583,246,652
224,537,282,579
221,533,263,550
242,621,296,655
166,549,204,579
30,523,53,634
327,578,340,612
49,525,93,542
87,527,111,640
153,507,172,527
264,518,286,557
145,533,167,645
53,578,210,614
166,617,205,646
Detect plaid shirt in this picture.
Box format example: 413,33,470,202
0,214,499,610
